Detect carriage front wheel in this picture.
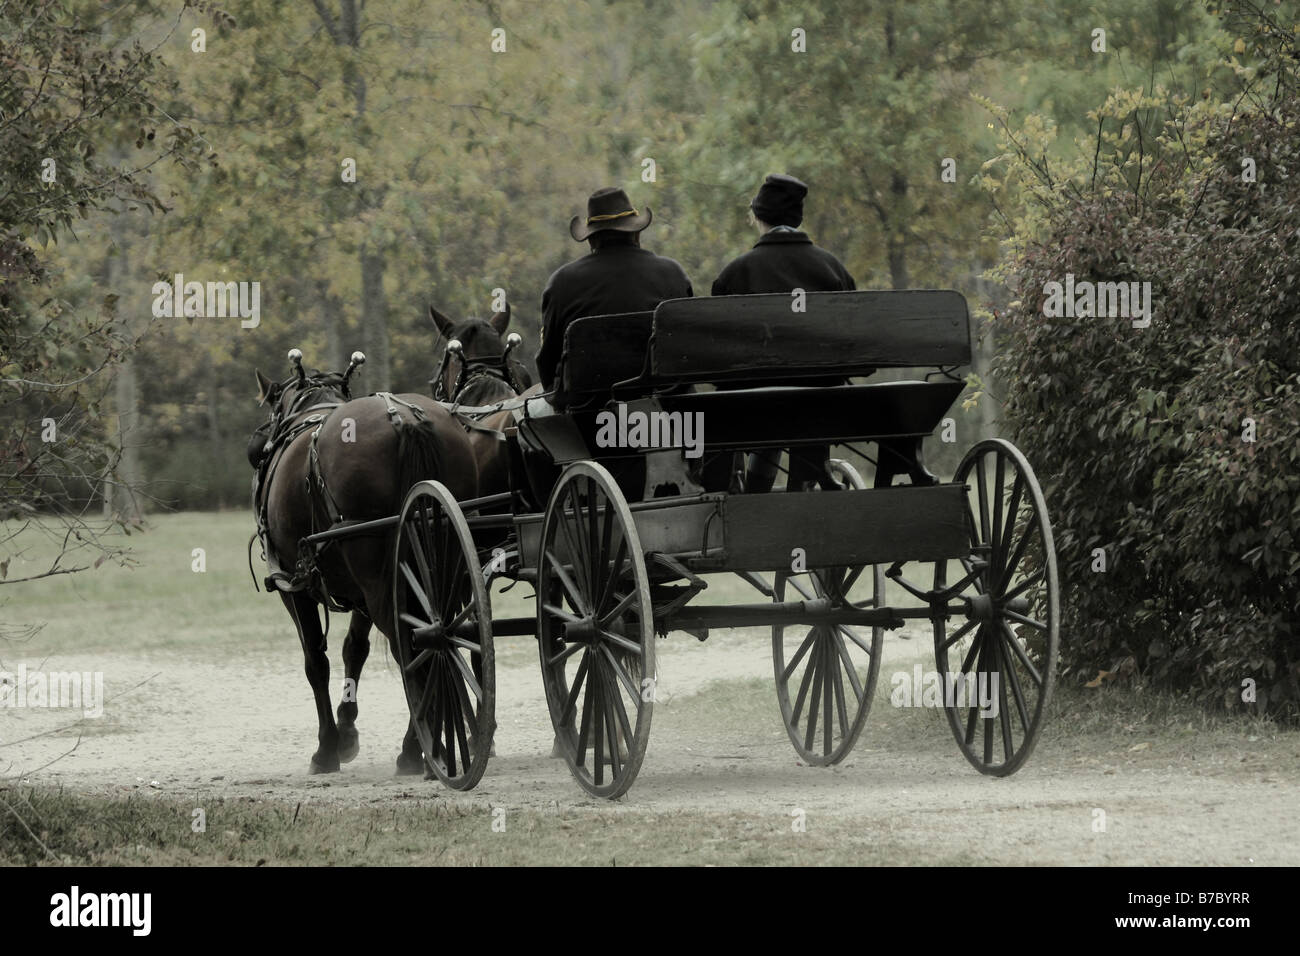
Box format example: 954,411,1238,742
934,439,1059,776
392,480,496,790
536,461,654,799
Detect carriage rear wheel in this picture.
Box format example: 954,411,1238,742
772,459,885,765
934,439,1059,776
537,461,654,799
392,480,495,790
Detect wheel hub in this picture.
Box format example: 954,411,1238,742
563,616,599,644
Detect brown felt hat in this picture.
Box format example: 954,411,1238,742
569,187,653,241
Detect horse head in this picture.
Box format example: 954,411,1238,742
429,303,529,405
250,349,365,465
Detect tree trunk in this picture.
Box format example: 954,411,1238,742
102,218,141,521
360,247,390,391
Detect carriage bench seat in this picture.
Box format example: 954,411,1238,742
650,289,970,386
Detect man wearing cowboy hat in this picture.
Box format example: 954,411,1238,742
712,173,856,493
536,186,692,391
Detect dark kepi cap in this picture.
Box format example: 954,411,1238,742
750,173,808,228
570,187,653,241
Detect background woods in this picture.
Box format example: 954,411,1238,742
3,0,1298,712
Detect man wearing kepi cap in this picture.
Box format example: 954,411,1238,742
536,186,692,391
711,174,857,493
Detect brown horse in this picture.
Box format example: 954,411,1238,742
250,351,478,774
429,303,537,498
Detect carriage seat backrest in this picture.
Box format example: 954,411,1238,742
556,311,655,409
650,290,971,386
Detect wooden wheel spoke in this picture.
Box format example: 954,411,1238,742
599,589,635,628
996,521,1037,595
1003,609,1046,631
404,647,434,674
839,623,875,656
596,535,628,617
447,648,484,702
599,675,622,780
1001,471,1025,564
591,657,605,785
832,631,866,703
600,629,642,657
820,638,834,756
830,639,849,750
940,618,978,653
790,633,819,723
998,621,1043,687
997,625,1032,733
560,652,590,725
781,629,818,683
558,488,593,598
601,644,642,702
541,601,582,625
804,648,825,753
958,626,983,675
547,640,585,668
446,633,481,655
974,456,991,545
991,453,1006,577
546,552,589,616
841,563,866,597
790,575,819,601
576,661,595,768
399,561,434,620
994,636,1015,761
404,521,437,601
1001,568,1044,604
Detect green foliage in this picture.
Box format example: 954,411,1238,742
1,0,201,575
985,7,1300,716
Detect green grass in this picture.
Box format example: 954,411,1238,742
2,511,298,658
0,786,990,866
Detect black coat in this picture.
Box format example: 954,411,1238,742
711,229,855,297
711,230,856,387
537,245,693,390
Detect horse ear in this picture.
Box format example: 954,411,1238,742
430,304,455,337
255,369,276,406
488,301,511,334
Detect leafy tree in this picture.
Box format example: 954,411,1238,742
1,0,202,589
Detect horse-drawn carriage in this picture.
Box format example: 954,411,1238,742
265,289,1059,799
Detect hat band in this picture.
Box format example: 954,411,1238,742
587,208,638,223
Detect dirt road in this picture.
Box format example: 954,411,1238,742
5,619,1298,865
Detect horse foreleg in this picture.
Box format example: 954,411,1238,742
283,591,341,774
336,610,371,763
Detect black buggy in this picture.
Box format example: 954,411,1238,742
314,289,1060,798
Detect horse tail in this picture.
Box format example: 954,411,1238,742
392,415,447,506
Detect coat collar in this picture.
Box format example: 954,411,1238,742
754,229,812,247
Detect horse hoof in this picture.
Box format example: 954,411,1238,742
338,727,360,763
310,755,341,774
395,752,425,776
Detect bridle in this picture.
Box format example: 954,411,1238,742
432,332,525,404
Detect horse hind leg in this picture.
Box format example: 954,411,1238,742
283,591,341,774
336,610,371,764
